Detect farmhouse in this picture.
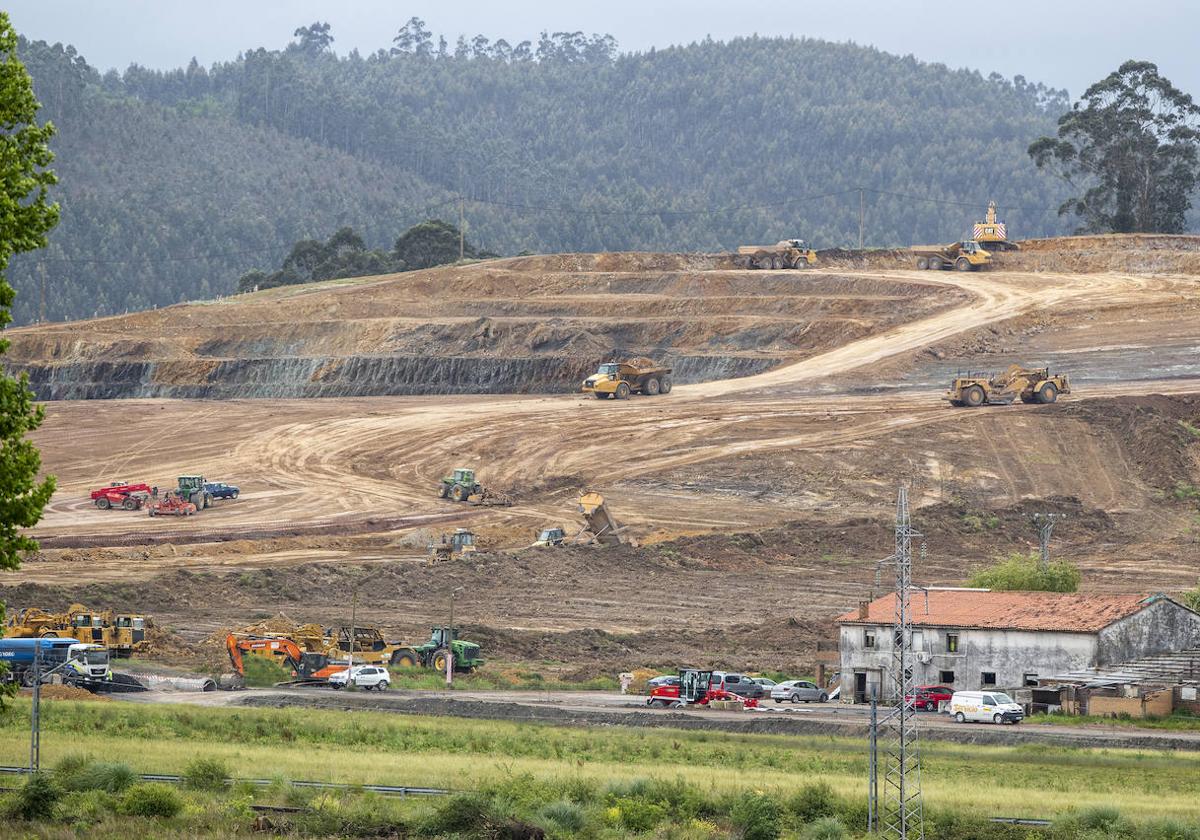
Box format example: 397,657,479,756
836,590,1200,703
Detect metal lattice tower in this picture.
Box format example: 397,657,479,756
879,486,924,839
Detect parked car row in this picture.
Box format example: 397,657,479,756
646,673,830,703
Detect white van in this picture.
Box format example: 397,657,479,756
949,690,1024,724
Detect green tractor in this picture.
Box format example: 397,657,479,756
439,468,482,503
410,627,484,673
176,475,211,510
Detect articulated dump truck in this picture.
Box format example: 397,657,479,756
581,358,672,400
911,240,991,271
735,239,817,269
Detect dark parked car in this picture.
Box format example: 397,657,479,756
711,672,765,700
204,482,240,500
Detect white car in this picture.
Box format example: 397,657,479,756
770,680,829,703
329,664,391,691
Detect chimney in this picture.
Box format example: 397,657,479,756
857,600,870,620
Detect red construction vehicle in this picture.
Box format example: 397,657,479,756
147,492,197,517
90,482,153,511
646,669,760,709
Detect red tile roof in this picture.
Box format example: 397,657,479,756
836,590,1160,633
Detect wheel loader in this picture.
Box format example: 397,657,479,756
945,365,1070,407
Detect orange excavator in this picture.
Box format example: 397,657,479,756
224,633,343,683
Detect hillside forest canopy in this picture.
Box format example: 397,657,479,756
3,19,1194,323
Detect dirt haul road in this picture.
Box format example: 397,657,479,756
24,265,1200,570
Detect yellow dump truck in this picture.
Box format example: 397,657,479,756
581,358,672,400
736,239,817,269
911,240,991,271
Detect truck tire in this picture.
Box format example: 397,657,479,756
451,484,467,502
769,255,780,270
956,257,971,271
963,385,985,407
645,378,660,396
615,382,631,400
659,376,672,394
1036,383,1058,404
928,257,942,270
915,257,928,270
955,712,966,723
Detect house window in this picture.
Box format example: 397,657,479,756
864,630,875,649
981,671,997,686
946,633,959,653
1024,673,1039,687
939,670,955,684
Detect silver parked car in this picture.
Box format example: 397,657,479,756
771,680,829,703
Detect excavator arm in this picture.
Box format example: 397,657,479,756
226,633,307,677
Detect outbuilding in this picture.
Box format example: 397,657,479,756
835,590,1200,703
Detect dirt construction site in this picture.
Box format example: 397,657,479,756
5,234,1200,677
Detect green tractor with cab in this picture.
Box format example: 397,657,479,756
439,468,483,503
410,627,484,673
176,475,211,510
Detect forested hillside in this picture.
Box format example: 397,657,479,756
10,26,1075,324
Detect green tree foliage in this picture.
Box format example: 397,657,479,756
967,551,1081,592
8,24,1081,324
393,218,482,270
1180,580,1200,614
1030,60,1200,233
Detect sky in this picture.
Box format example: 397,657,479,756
5,0,1198,100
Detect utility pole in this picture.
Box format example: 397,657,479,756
458,197,465,262
868,690,878,832
858,188,865,251
446,591,455,688
1032,513,1066,570
347,587,357,691
30,642,42,772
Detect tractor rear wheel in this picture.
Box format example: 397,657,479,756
615,383,631,400
439,485,449,498
96,497,111,510
1036,383,1058,404
390,649,418,667
451,485,467,502
963,385,986,407
645,378,660,396
431,648,451,673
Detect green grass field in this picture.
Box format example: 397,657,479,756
2,697,1200,831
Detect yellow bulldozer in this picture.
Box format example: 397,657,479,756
4,604,149,658
945,365,1070,407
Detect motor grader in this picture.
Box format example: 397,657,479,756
945,365,1070,407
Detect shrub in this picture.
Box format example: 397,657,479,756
119,782,183,818
540,800,586,833
241,654,291,687
183,756,229,790
802,816,848,840
7,772,61,821
614,797,667,832
968,551,1080,592
58,789,118,826
788,781,836,823
1075,805,1126,833
729,791,781,840
53,754,135,793
416,792,496,836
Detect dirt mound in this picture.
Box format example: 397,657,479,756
21,684,110,701
1006,234,1200,274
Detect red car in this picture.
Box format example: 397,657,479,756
907,685,953,711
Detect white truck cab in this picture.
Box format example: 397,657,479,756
949,690,1023,724
67,643,112,680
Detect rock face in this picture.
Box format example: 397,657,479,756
6,253,961,401
12,354,777,400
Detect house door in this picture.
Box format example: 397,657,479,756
854,671,868,704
